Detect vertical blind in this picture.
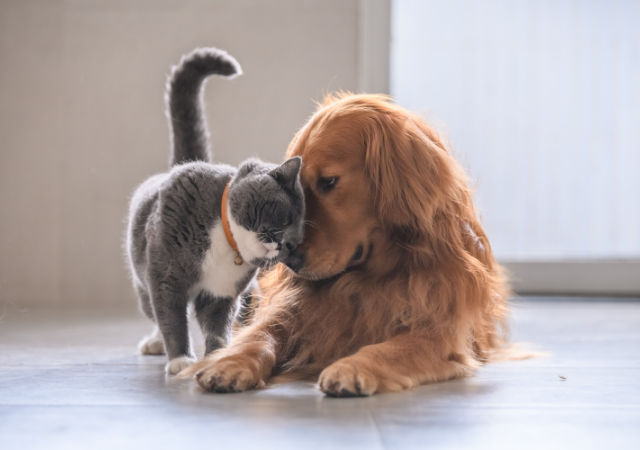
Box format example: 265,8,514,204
391,0,640,260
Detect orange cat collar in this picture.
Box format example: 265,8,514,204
221,181,244,266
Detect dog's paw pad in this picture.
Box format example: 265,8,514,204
319,360,377,397
166,356,197,375
194,357,263,393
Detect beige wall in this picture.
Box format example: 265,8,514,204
0,0,359,308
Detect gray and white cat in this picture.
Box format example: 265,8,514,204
126,48,305,374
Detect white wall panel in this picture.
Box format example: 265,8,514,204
392,0,640,260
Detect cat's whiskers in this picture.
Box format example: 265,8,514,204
304,219,328,240
304,220,320,231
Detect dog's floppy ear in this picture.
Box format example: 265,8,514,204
365,113,457,235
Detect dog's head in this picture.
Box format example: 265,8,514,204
283,94,462,280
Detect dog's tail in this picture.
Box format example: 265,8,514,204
165,47,242,166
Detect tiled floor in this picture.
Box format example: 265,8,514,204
1,298,639,450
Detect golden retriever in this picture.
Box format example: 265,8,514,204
184,93,510,396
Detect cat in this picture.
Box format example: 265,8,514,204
125,47,305,375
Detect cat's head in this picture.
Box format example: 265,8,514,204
227,157,305,268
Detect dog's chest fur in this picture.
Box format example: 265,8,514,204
195,220,256,299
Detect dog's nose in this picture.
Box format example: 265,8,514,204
283,250,305,273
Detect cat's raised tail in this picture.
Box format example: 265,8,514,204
165,47,242,166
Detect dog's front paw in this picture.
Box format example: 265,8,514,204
194,355,264,393
166,355,197,375
319,359,378,397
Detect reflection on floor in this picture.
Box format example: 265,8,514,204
1,298,639,450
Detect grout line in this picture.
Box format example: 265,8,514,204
367,410,388,450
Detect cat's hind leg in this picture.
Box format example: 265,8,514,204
194,291,240,356
136,282,154,319
135,283,167,355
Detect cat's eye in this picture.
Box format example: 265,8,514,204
283,219,290,227
317,176,339,193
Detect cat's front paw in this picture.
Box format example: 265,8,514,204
194,355,265,393
138,327,165,355
166,355,197,375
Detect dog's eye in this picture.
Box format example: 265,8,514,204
317,176,339,193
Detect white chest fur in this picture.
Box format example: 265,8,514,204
196,220,255,299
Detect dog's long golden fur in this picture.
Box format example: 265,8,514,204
184,93,510,396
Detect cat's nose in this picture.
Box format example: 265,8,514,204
282,249,304,273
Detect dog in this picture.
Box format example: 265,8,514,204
183,93,510,396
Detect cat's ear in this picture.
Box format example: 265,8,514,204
270,157,302,191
